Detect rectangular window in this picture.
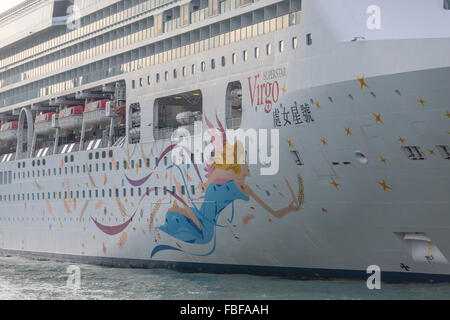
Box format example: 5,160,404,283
254,47,260,58
279,40,285,52
306,33,313,46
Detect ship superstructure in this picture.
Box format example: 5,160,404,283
0,0,449,282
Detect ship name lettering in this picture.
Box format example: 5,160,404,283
248,74,280,113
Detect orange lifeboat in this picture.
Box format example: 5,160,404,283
83,99,112,127
34,112,57,135
58,105,84,131
0,121,19,142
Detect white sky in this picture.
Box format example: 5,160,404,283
0,0,26,14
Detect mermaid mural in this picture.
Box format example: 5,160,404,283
150,117,304,258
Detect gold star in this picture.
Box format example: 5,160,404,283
320,138,328,146
380,157,388,165
417,97,426,107
398,137,406,144
446,111,450,119
330,178,340,190
281,83,287,95
315,102,321,110
372,113,384,125
428,149,436,156
357,74,370,90
287,139,293,148
377,179,393,192
345,127,352,136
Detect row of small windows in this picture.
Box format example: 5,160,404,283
8,154,189,181
0,7,302,108
6,152,207,182
0,184,196,202
16,151,115,169
131,35,308,88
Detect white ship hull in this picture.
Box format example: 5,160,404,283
0,0,449,282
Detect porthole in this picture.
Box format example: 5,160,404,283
292,37,298,49
243,50,248,61
232,53,237,64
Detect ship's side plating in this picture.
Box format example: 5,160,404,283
0,0,449,282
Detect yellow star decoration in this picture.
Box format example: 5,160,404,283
377,179,393,192
372,113,384,125
287,139,293,148
281,83,287,95
315,102,321,110
330,178,340,190
345,127,352,136
446,111,450,119
398,137,406,144
320,138,328,146
417,97,426,107
428,149,436,156
380,157,388,165
357,74,370,90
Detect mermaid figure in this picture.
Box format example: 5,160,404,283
151,139,303,258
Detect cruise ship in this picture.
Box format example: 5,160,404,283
0,0,449,283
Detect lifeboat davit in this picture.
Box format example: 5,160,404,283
58,105,84,131
0,121,19,142
83,99,112,127
34,112,57,135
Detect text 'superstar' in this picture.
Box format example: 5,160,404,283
357,75,370,90
377,180,393,191
330,178,340,190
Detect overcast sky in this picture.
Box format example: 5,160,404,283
0,0,26,14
